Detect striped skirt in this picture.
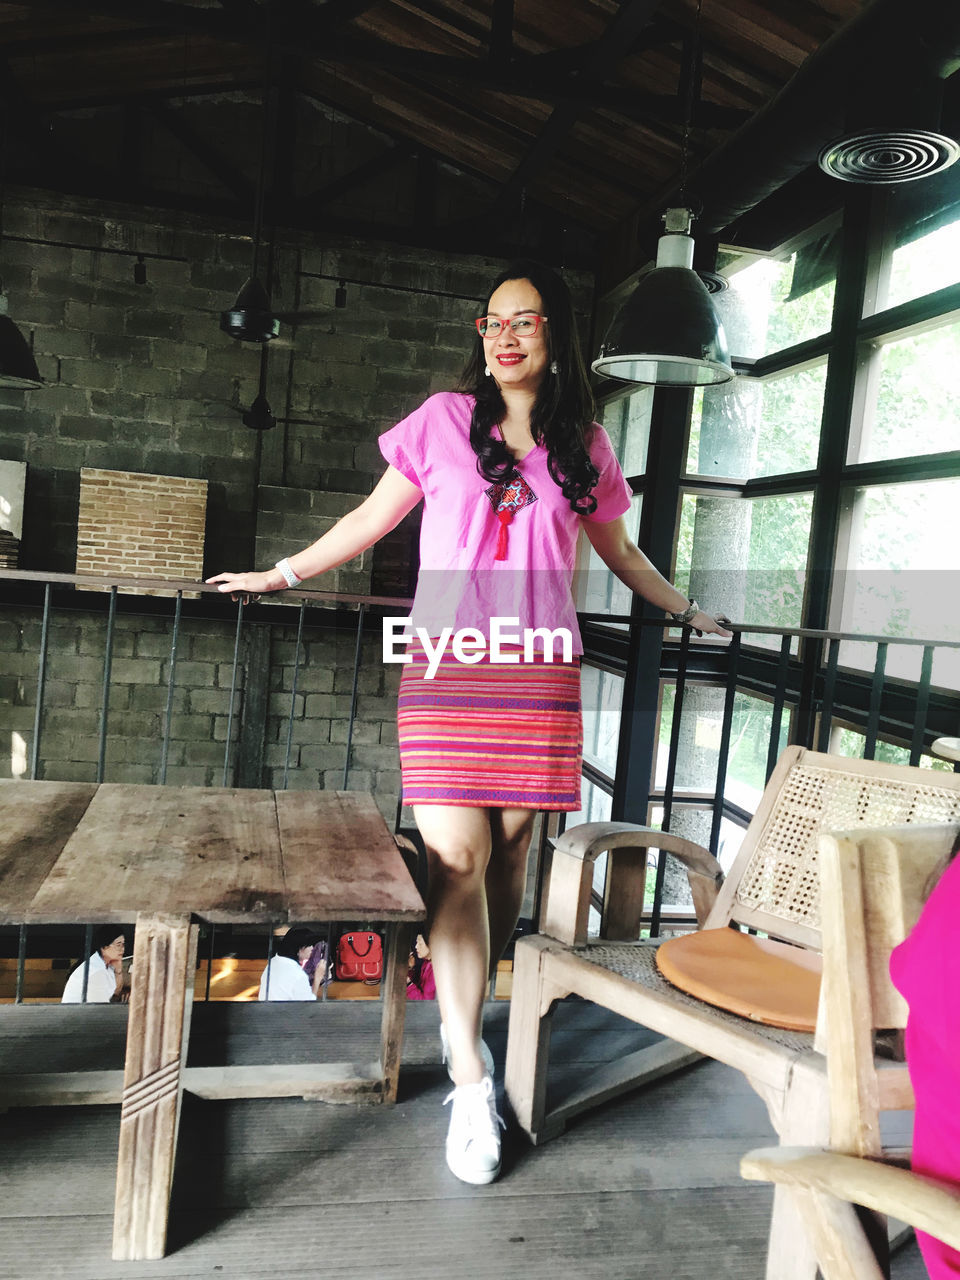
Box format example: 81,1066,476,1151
396,644,582,810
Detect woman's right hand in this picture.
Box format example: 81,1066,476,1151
205,570,278,602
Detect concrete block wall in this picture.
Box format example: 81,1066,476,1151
254,485,370,596
0,187,550,580
0,601,402,823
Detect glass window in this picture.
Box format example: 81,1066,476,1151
828,725,954,772
676,491,812,640
849,317,960,464
715,223,839,360
869,171,960,314
655,682,722,796
601,386,653,478
575,493,642,627
656,683,790,814
581,663,624,777
687,361,826,480
833,478,960,684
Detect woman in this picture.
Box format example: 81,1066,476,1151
61,926,127,1004
889,831,960,1278
259,927,324,1001
209,260,730,1185
407,933,437,1001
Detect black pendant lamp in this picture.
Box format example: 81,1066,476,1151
0,294,42,389
220,275,281,343
592,208,734,387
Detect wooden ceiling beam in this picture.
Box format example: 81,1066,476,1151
22,79,262,114
6,0,384,58
495,0,667,208
316,37,747,126
295,143,415,215
296,76,602,234
148,102,255,204
489,0,513,67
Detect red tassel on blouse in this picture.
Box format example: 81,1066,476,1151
495,508,513,561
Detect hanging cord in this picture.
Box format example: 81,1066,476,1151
0,109,9,294
251,5,281,286
678,0,704,212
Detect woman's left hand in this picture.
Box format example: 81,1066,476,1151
686,611,733,639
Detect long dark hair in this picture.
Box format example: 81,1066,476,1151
459,259,600,514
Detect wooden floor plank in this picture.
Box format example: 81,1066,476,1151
0,1000,927,1280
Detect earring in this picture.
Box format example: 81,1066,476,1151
484,366,492,377
549,360,559,375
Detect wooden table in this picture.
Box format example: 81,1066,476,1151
0,780,425,1262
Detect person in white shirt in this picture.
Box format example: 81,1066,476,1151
62,927,127,1004
258,928,323,1001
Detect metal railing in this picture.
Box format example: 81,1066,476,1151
0,569,412,1004
2,570,958,995
578,613,960,935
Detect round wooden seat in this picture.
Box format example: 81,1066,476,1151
655,927,822,1032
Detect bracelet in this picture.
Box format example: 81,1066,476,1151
275,558,302,588
669,599,700,625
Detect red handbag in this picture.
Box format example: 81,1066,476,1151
335,931,383,983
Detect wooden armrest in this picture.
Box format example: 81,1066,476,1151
543,823,723,944
740,1147,960,1252
553,822,721,880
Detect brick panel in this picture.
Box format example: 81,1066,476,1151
76,468,207,595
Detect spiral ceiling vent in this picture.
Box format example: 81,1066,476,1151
818,130,960,184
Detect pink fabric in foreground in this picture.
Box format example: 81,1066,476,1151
889,851,960,1277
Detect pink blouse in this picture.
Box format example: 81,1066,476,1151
379,392,633,655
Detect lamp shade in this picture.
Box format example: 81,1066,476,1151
220,276,281,343
242,391,276,431
0,305,42,389
593,210,734,387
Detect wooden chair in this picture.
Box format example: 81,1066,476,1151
504,746,960,1280
741,823,960,1280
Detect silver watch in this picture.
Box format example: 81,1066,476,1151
670,599,700,625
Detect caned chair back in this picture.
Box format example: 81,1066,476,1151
705,747,960,949
818,824,956,1156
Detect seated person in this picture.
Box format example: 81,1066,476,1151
259,927,323,1001
889,830,960,1279
62,926,127,1004
406,933,436,1001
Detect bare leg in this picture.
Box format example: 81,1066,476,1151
414,804,491,1086
486,807,536,979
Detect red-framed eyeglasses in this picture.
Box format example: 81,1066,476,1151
475,314,548,339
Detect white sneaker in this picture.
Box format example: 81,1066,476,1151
440,1022,495,1081
443,1076,505,1185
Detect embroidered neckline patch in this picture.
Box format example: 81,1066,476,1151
486,472,537,561
485,471,538,515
